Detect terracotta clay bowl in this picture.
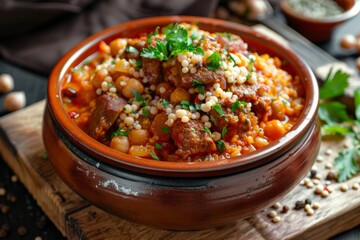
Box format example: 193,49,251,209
43,16,320,230
280,0,360,42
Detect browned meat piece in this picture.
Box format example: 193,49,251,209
216,34,248,54
177,61,226,89
150,112,171,141
142,57,161,84
171,119,216,159
88,94,126,141
123,38,146,59
208,108,239,141
231,83,271,117
163,59,181,87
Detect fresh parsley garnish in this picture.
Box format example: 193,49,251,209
132,89,146,106
213,104,224,116
203,127,211,135
216,140,226,153
141,24,204,61
136,60,142,69
231,100,247,112
229,54,237,67
221,126,228,139
142,108,149,117
318,69,360,181
71,68,84,73
150,152,159,160
319,68,350,99
112,128,130,137
206,52,221,71
147,26,159,44
160,99,170,108
125,45,139,54
179,100,195,111
210,115,217,123
161,127,170,134
155,143,163,150
192,79,205,95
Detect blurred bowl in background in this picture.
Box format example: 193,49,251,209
280,0,360,42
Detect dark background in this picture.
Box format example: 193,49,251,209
0,1,360,239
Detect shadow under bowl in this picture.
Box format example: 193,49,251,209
43,16,320,230
280,0,360,42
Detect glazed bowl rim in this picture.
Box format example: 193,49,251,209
47,15,318,175
280,0,360,24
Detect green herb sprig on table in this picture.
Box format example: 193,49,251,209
318,69,360,182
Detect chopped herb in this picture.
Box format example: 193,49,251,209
147,26,159,44
216,140,226,153
206,52,221,71
71,68,84,73
125,45,139,54
160,99,170,108
221,126,228,138
282,99,289,106
192,79,205,95
150,152,159,160
142,108,149,117
203,127,211,135
155,143,163,150
132,89,146,106
83,59,92,65
136,60,142,69
195,103,201,110
231,100,247,112
161,127,170,134
213,104,224,116
130,110,137,114
180,100,195,111
210,115,217,123
112,128,130,137
141,41,168,61
248,58,255,72
335,148,359,182
111,60,115,65
190,31,200,40
190,127,196,132
41,152,48,160
319,69,350,100
229,54,237,66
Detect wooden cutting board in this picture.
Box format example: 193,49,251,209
1,100,360,240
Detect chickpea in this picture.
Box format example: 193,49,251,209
264,120,286,140
170,87,190,104
128,129,149,145
3,91,26,111
92,69,108,88
0,74,14,93
115,75,128,92
156,82,175,99
109,38,127,57
122,78,144,99
110,136,130,153
340,34,356,49
271,99,285,120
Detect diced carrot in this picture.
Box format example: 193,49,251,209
264,120,286,140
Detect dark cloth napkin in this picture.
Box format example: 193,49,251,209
0,0,218,75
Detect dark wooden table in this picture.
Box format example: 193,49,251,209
0,6,360,240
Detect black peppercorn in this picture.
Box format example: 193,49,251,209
295,200,305,210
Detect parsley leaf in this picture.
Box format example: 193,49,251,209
355,88,360,121
155,143,163,150
147,26,159,44
216,140,226,153
335,148,359,182
210,115,217,123
142,108,149,117
150,152,159,160
112,128,130,137
203,127,211,135
229,54,237,66
132,89,146,106
231,100,247,112
321,125,351,135
136,60,142,69
192,80,205,95
206,52,221,71
319,69,350,99
160,99,170,108
125,45,139,54
213,104,224,116
221,126,228,138
318,102,351,125
141,41,168,61
161,127,170,134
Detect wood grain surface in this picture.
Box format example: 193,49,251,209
1,100,360,240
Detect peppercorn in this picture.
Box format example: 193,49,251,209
326,172,336,181
295,200,305,210
310,170,317,178
282,205,289,213
305,199,312,205
17,226,27,236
